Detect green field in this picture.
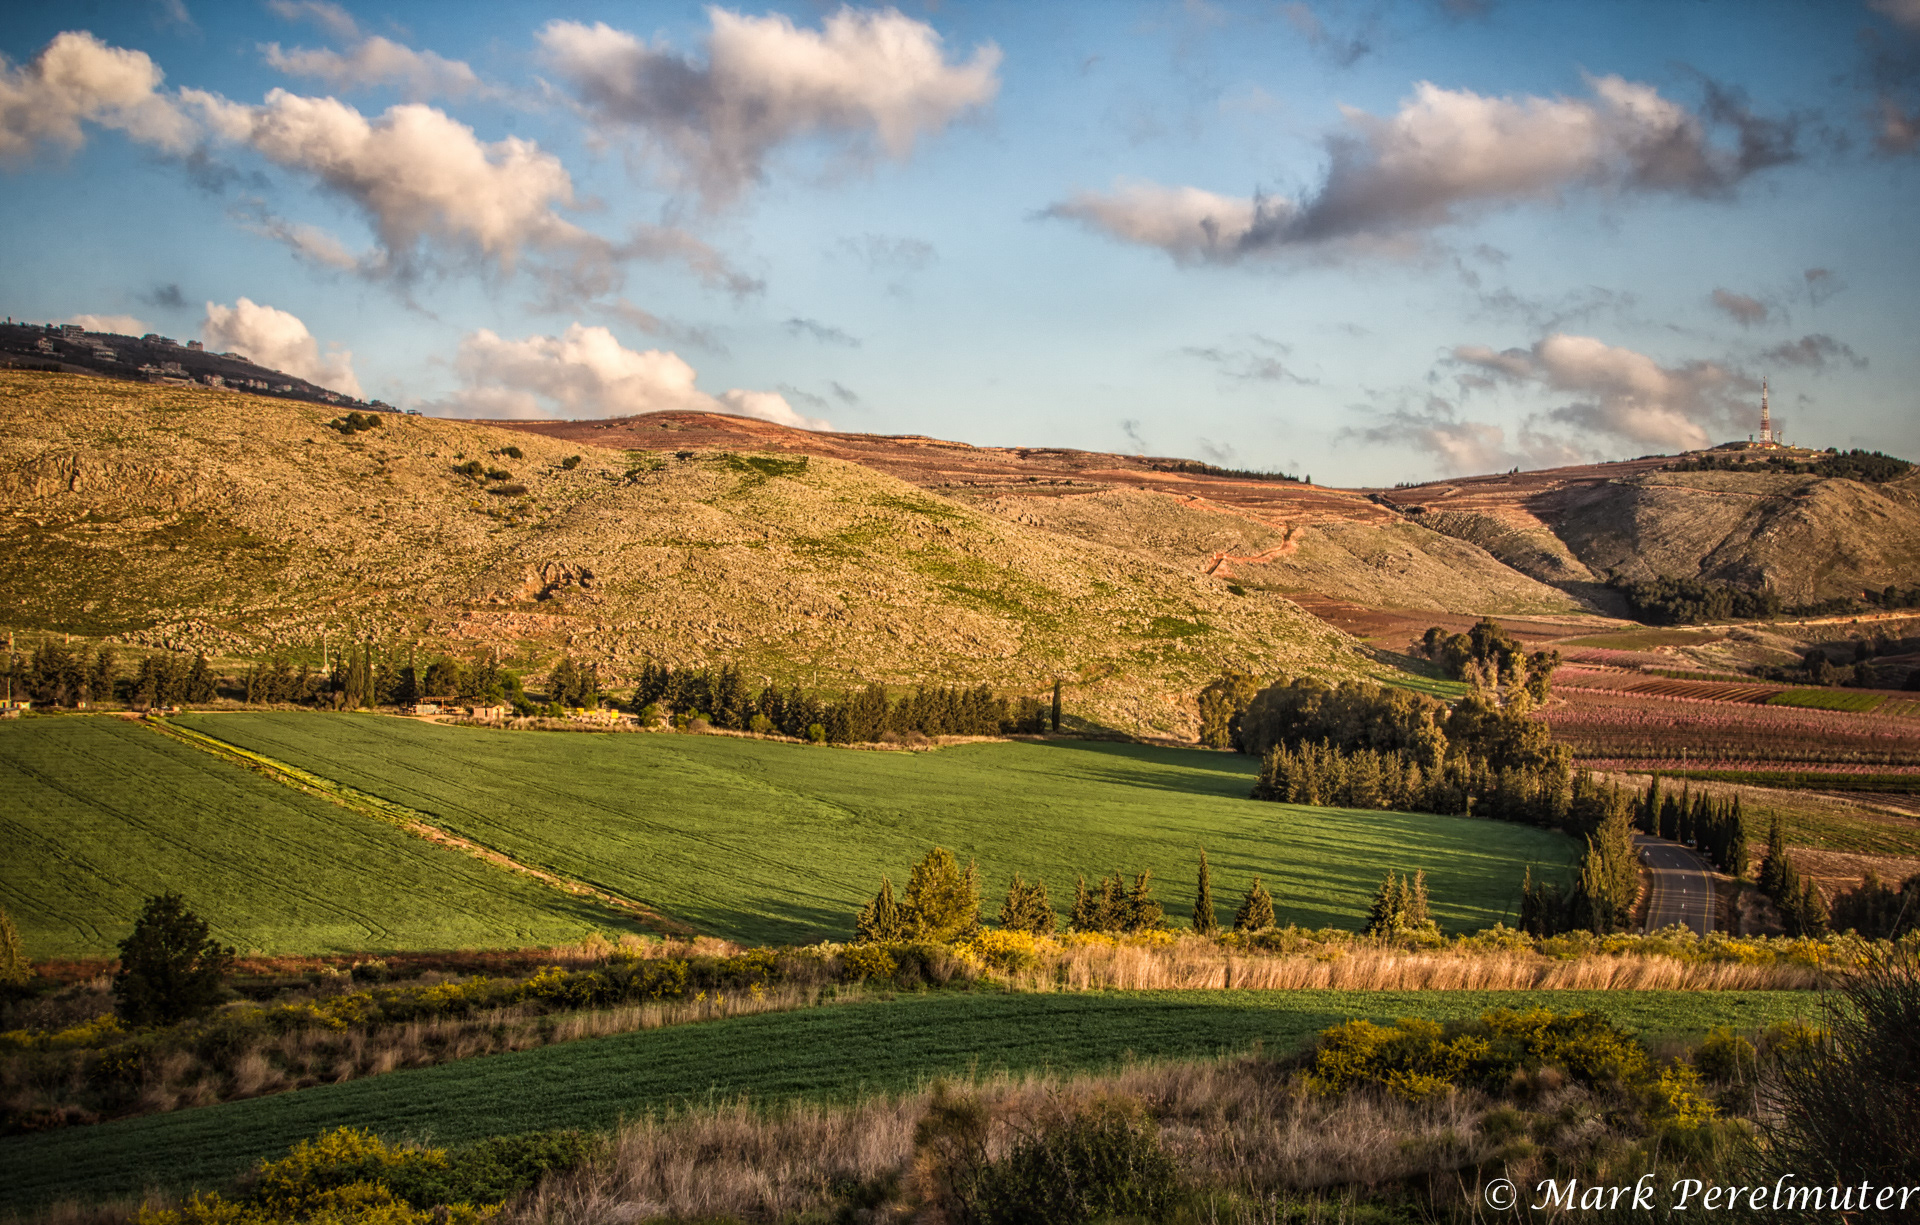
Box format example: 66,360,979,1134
0,987,1821,1209
0,718,620,960
169,714,1578,947
1766,688,1887,713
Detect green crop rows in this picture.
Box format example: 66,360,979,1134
174,714,1579,948
0,718,618,959
0,987,1818,1209
1766,689,1887,713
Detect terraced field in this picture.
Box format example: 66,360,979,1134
0,718,619,960
171,712,1576,947
0,987,1820,1209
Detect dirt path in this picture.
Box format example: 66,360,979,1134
139,717,694,937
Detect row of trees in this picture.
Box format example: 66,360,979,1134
853,848,1435,943
632,661,1054,743
1609,574,1784,625
1665,447,1912,483
242,650,529,710
1636,776,1750,878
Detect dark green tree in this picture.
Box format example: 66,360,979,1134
111,892,234,1026
1050,680,1063,734
998,874,1057,935
1724,797,1751,880
1196,671,1261,750
1122,870,1166,932
1191,849,1218,935
184,653,217,704
856,876,903,942
1759,812,1791,898
1232,876,1275,932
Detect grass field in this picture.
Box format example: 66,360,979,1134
0,718,623,960
1767,689,1888,713
0,987,1822,1209
172,714,1578,947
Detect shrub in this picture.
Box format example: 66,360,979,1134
454,459,484,478
484,467,512,482
1307,1008,1651,1100
972,1097,1179,1225
0,904,31,989
112,892,235,1027
560,455,582,470
839,944,897,980
498,446,523,460
487,483,528,497
1753,954,1920,1195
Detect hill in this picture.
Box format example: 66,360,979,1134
1375,459,1920,608
501,411,1585,615
0,373,1363,737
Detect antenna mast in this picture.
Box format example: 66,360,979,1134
1760,377,1772,445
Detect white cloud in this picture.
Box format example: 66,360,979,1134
266,0,361,41
1049,75,1795,263
263,36,484,100
0,30,198,159
65,312,149,335
433,323,826,429
202,297,361,397
233,90,587,275
538,7,1000,206
1454,333,1744,451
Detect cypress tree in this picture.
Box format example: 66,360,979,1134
1726,798,1751,881
1050,680,1062,734
1192,849,1218,935
1233,877,1275,932
856,876,901,942
1759,813,1790,898
1070,876,1096,932
998,875,1057,935
1123,870,1166,932
1365,870,1402,935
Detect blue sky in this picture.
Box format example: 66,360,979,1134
2,0,1915,484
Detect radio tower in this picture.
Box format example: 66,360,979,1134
1759,377,1773,445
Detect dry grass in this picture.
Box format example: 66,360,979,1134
1000,935,1825,994
508,1057,1504,1225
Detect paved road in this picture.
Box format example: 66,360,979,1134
1635,833,1716,935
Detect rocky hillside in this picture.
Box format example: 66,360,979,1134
506,412,1582,616
0,373,1366,737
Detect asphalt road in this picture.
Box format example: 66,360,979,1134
1635,833,1716,935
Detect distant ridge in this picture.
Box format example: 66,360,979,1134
0,320,388,414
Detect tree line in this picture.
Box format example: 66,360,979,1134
4,642,217,708
631,661,1054,743
1664,447,1912,483
853,847,1435,943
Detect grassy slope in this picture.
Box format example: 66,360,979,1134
175,713,1578,947
0,718,621,959
0,373,1365,739
0,987,1820,1208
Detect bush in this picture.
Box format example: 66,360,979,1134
560,455,582,470
1752,954,1920,1197
972,1098,1179,1225
112,893,235,1027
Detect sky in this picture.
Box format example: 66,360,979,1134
1,0,1916,486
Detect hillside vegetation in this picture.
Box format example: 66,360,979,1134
0,373,1364,738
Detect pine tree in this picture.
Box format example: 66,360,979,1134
1793,879,1830,937
901,848,981,942
1406,869,1430,928
1759,813,1790,898
1232,877,1275,932
1070,876,1096,931
856,877,902,942
111,892,235,1026
1192,849,1218,935
184,653,216,704
998,875,1057,935
1365,870,1402,936
1123,870,1166,932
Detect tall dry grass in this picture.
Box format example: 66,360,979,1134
999,935,1826,993
507,1056,1510,1225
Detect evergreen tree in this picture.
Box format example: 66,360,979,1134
998,875,1057,935
1070,876,1097,932
1759,813,1790,898
111,892,234,1026
184,653,216,704
856,877,903,942
1123,870,1166,932
1519,866,1569,937
1191,849,1218,935
1051,680,1062,734
1232,876,1275,932
1365,871,1404,936
1725,798,1751,881
1791,879,1830,937
901,848,981,942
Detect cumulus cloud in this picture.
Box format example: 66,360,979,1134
431,323,826,429
1343,396,1590,477
1049,75,1799,263
202,297,361,396
0,30,199,159
263,36,484,100
266,0,361,41
537,7,1000,206
1452,333,1748,452
65,313,149,334
1710,287,1771,326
